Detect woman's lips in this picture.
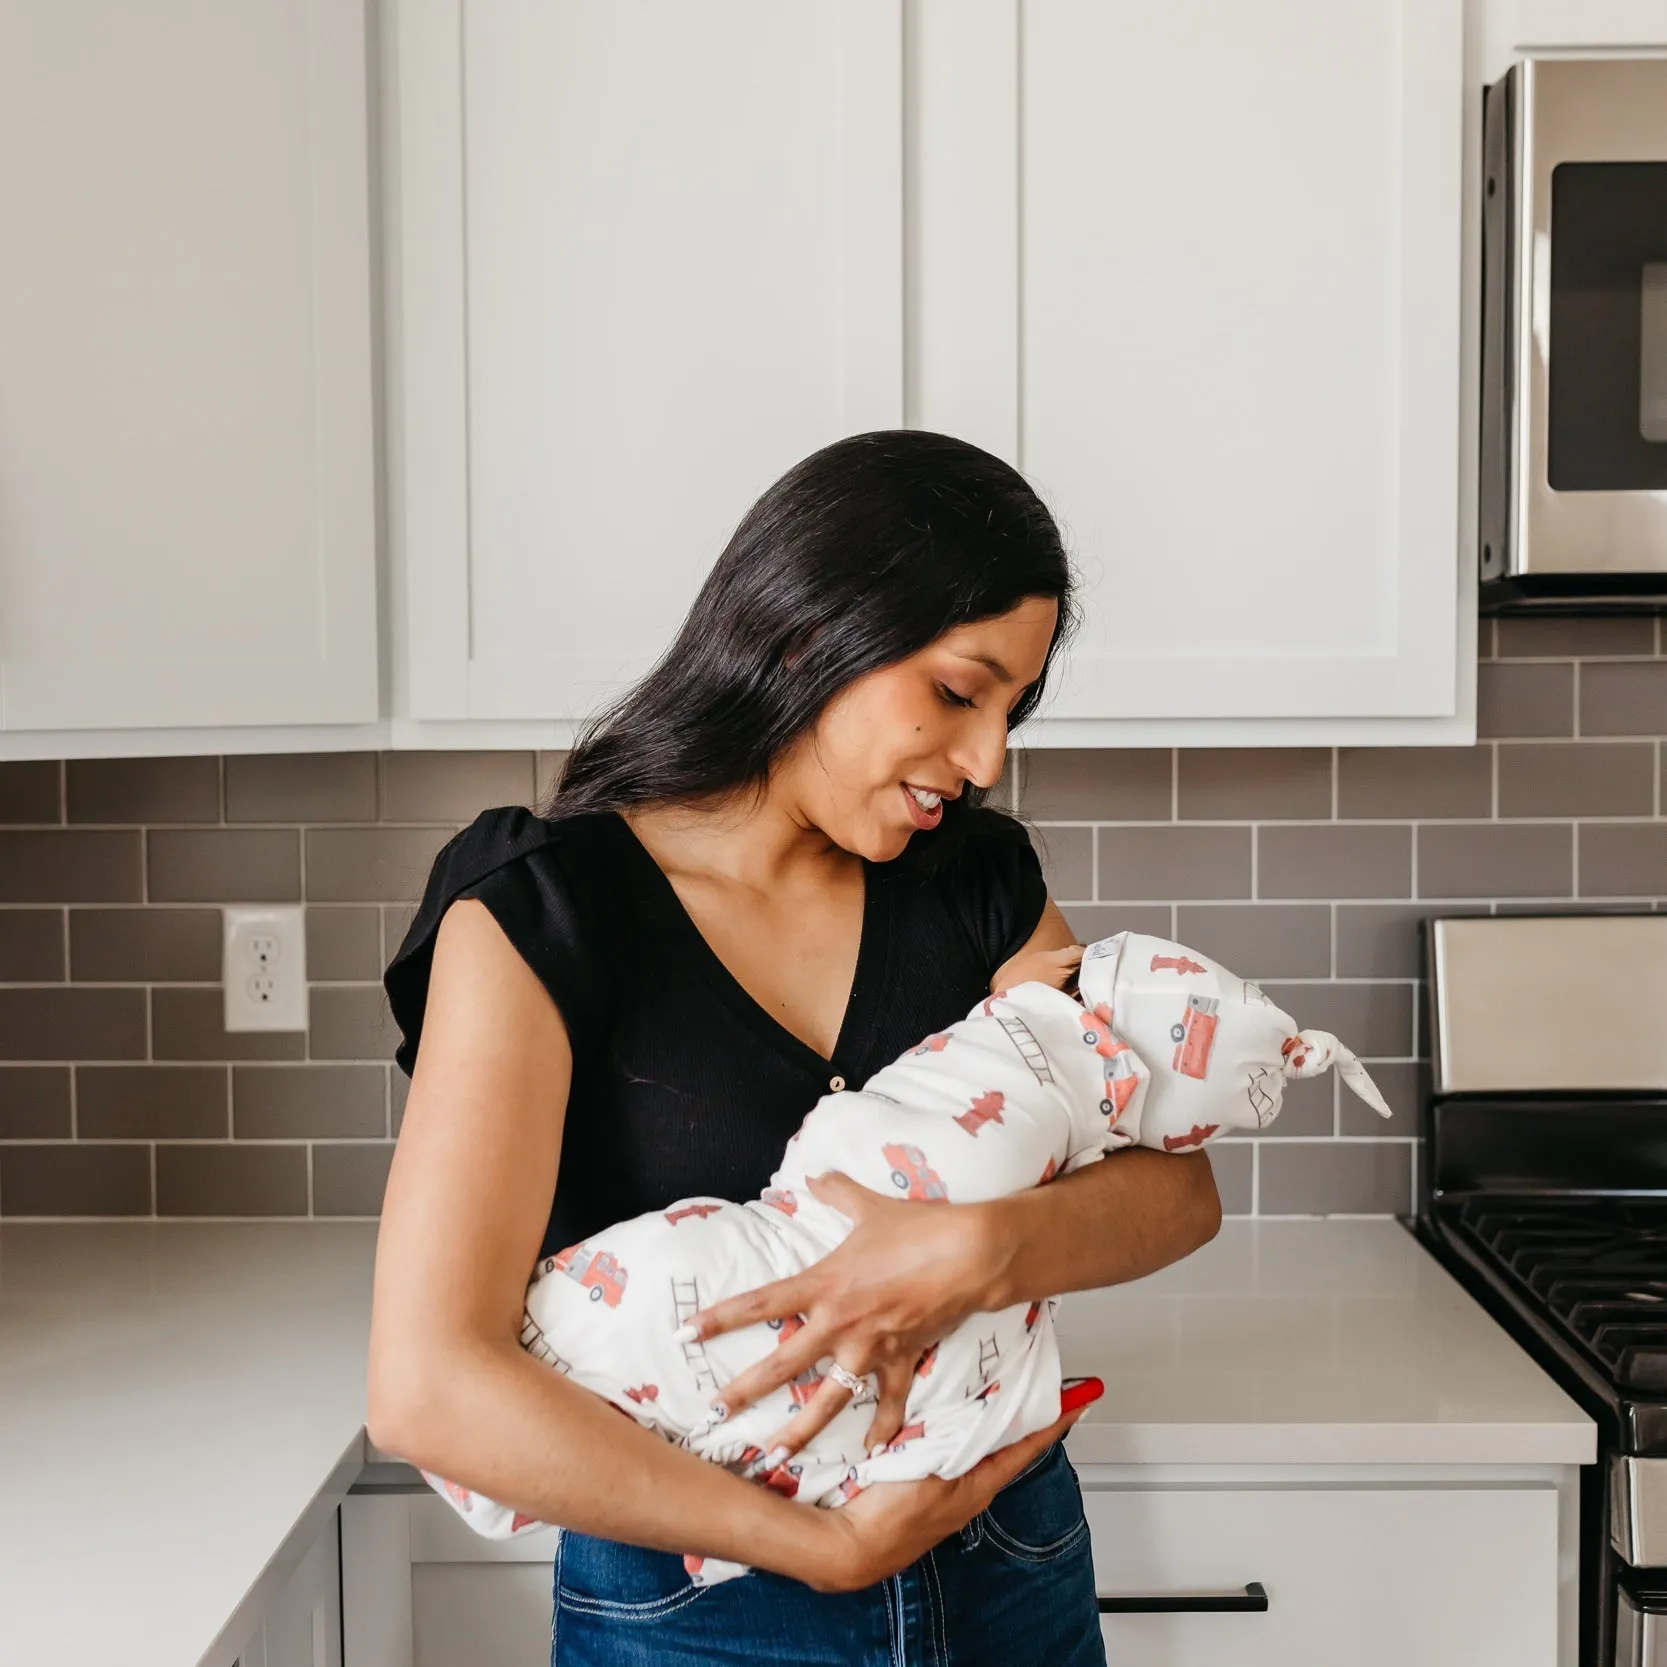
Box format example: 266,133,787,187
902,783,944,829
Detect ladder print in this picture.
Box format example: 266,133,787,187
671,1276,719,1392
976,1335,999,1383
997,1013,1055,1085
520,1309,573,1374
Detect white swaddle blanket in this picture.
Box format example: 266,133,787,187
421,931,1390,1584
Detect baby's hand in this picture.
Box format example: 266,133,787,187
990,942,1085,998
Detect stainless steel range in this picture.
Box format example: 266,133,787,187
1418,913,1667,1667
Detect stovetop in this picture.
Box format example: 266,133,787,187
1448,1196,1667,1398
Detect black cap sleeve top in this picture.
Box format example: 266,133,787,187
383,804,1048,1261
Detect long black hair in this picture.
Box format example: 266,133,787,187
541,430,1079,856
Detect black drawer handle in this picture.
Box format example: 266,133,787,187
1098,1581,1269,1614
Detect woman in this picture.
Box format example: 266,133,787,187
370,430,1222,1665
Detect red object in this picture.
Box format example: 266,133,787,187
1037,1155,1058,1185
915,1341,938,1378
1059,1376,1105,1415
982,988,1007,1016
684,1554,705,1577
624,1383,659,1403
882,1142,950,1202
1162,1123,1220,1152
511,1512,542,1533
665,1202,723,1224
882,1420,925,1452
908,1031,951,1056
760,1187,798,1216
953,1088,1006,1136
1150,953,1207,976
1024,1299,1042,1330
1170,997,1221,1080
551,1240,629,1307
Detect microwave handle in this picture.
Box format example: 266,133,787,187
1098,1580,1269,1614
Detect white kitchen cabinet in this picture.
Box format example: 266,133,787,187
387,0,1474,749
386,0,904,728
0,0,377,734
1083,1475,1561,1665
343,1489,559,1667
229,1506,344,1667
910,0,1469,742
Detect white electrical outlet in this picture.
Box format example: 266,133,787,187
223,905,307,1032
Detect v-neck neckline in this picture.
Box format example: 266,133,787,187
611,808,889,1077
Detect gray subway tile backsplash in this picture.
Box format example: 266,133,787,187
1,621,1664,1222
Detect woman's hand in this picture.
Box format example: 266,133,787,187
680,1170,1003,1459
787,1402,1094,1594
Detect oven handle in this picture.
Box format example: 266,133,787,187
1098,1580,1269,1614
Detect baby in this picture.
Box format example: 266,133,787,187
420,930,1390,1583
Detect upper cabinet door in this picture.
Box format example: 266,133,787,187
910,0,1467,730
391,0,904,722
0,0,378,731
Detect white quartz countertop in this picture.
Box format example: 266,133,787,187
0,1217,1593,1666
1057,1218,1596,1467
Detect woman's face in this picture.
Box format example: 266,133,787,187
785,595,1059,859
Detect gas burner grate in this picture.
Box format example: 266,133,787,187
1457,1197,1667,1395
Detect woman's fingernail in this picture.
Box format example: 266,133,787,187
672,1322,700,1343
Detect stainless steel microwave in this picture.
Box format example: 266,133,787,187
1480,56,1667,612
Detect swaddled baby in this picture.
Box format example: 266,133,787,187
420,930,1391,1583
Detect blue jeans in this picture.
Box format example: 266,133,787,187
550,1439,1106,1665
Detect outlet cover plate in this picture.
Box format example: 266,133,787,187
223,905,307,1032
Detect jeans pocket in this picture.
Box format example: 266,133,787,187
554,1530,714,1622
978,1440,1091,1565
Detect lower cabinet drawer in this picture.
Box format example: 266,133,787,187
1081,1484,1558,1667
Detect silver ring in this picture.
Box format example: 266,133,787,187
826,1361,875,1402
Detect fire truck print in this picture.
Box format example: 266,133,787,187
908,1031,951,1057
624,1383,659,1404
1079,1008,1140,1118
882,1420,925,1453
973,1379,1001,1403
1099,1051,1140,1120
519,1309,573,1374
915,1342,938,1379
1281,1034,1312,1071
953,1088,1006,1136
997,1012,1055,1084
1025,1299,1042,1330
760,1187,798,1216
838,1466,864,1501
883,1142,950,1202
1151,953,1207,976
1170,996,1221,1080
1162,1123,1220,1152
510,1512,541,1533
982,988,1008,1016
549,1241,628,1307
1038,1155,1058,1185
665,1202,724,1225
438,1475,473,1511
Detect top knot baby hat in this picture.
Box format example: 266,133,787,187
1074,931,1392,1150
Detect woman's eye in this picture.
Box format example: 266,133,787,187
938,684,977,710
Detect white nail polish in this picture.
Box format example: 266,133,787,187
672,1322,699,1342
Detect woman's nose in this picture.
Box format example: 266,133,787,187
951,716,1009,792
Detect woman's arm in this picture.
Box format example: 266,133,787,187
368,899,821,1574
367,897,1072,1593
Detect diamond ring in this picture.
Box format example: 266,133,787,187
827,1361,876,1402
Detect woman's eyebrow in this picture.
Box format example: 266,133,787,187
958,652,1014,683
